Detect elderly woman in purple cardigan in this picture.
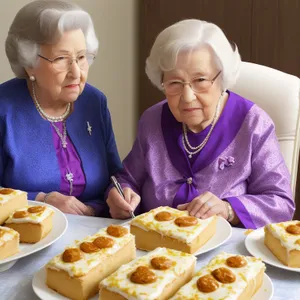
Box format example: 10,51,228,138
106,19,295,229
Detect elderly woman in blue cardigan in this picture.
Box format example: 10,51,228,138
0,0,122,216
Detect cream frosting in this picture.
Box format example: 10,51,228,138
266,220,300,251
0,226,19,247
46,226,134,277
131,206,215,243
170,252,265,300
0,189,26,205
5,206,53,224
100,247,196,300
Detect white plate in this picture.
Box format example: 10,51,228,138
0,200,68,272
32,267,273,300
245,227,300,272
194,216,232,255
253,273,274,300
126,216,232,256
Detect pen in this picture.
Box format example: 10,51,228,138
110,176,135,218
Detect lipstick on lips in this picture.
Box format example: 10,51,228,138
183,107,201,112
65,84,79,88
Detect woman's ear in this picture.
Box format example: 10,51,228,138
24,66,33,76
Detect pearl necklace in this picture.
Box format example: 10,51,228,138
31,82,73,195
32,82,71,122
182,92,224,158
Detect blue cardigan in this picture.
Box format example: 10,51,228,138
0,78,122,216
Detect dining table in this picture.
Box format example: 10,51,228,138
0,214,299,300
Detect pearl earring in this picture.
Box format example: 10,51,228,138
29,75,36,82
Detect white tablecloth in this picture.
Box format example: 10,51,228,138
0,214,299,300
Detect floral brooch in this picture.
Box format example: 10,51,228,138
218,156,235,170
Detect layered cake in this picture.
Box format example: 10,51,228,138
264,220,300,267
0,226,20,259
0,188,27,224
99,247,196,300
46,225,136,300
171,252,266,300
5,205,54,243
130,206,217,253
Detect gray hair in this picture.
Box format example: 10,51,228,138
146,19,241,91
5,0,99,78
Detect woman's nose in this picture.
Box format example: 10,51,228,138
181,84,195,103
68,60,81,78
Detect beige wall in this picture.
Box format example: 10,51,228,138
0,0,137,160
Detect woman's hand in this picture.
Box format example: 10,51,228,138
36,192,93,216
177,191,228,219
106,187,140,219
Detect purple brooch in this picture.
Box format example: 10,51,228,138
218,156,235,170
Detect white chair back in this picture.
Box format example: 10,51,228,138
231,62,300,196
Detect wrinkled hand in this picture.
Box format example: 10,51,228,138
177,191,228,219
106,187,140,219
37,192,93,216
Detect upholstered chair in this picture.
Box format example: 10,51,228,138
231,62,300,219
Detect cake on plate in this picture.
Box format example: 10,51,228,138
99,247,196,300
0,188,27,225
5,205,54,243
46,225,136,300
264,220,300,267
0,226,20,259
130,206,217,253
170,252,266,300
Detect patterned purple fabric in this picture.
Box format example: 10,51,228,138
51,122,85,198
161,92,254,210
50,123,111,217
114,91,295,229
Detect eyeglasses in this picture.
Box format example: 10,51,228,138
38,53,96,71
161,71,222,95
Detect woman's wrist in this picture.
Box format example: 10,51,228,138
224,201,239,225
225,201,234,222
86,205,96,216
